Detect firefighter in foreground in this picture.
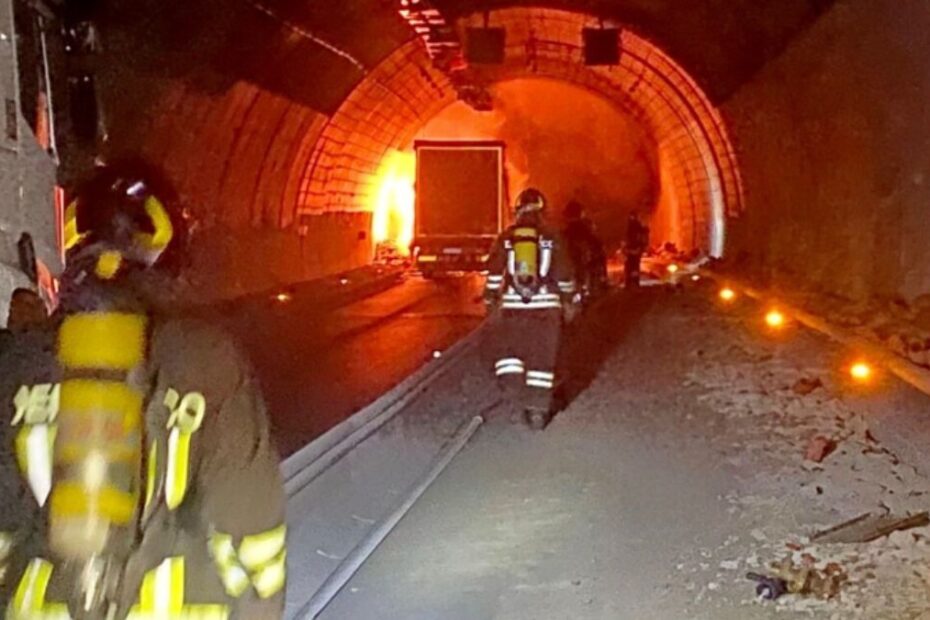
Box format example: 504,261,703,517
0,162,286,618
484,189,576,430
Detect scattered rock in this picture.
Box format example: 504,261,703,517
792,377,823,396
805,436,838,463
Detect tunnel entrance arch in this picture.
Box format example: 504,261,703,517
292,7,743,258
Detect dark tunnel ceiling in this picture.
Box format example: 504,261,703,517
102,0,834,113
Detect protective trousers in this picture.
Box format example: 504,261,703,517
625,252,642,288
490,308,562,417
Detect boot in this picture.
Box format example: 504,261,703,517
524,408,550,430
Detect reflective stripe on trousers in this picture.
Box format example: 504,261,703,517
209,525,287,601
526,370,555,390
8,559,70,620
127,557,229,620
494,358,525,376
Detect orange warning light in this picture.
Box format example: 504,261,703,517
850,361,872,382
765,309,786,328
719,287,736,302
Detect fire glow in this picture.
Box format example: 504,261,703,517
370,150,416,256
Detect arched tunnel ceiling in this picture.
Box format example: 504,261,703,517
100,0,831,110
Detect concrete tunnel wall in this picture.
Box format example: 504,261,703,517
99,75,373,300
723,0,930,303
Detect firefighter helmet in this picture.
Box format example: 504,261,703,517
65,159,181,278
515,188,546,216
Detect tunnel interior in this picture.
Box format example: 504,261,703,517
91,4,745,298
88,0,930,304
292,9,742,259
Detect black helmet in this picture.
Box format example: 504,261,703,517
65,159,181,279
515,188,546,216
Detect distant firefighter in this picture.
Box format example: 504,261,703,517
623,210,650,288
484,188,577,430
562,200,607,301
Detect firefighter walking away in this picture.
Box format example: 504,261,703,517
0,160,287,619
484,189,576,430
623,210,650,288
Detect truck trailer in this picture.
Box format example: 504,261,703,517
412,140,506,276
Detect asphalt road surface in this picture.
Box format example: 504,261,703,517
309,286,930,620
226,275,485,456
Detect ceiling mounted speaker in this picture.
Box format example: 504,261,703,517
583,28,620,65
466,27,506,64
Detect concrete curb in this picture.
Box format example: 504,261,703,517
700,270,930,400
281,317,489,498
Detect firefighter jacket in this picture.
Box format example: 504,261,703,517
0,313,287,619
484,220,576,311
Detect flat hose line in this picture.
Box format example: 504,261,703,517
296,414,485,619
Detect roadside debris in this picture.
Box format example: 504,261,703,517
804,435,837,463
811,511,930,544
747,556,846,602
792,376,823,396
746,572,788,600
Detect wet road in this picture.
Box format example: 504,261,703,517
225,275,485,457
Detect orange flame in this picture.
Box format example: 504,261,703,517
370,150,416,256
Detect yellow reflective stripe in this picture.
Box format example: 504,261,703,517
48,482,136,524
129,557,229,620
250,550,286,599
12,558,51,610
139,556,182,613
94,250,123,280
145,441,157,512
58,313,147,370
63,201,86,251
208,533,250,598
14,424,55,507
238,524,286,570
10,559,71,618
135,196,174,252
165,428,192,510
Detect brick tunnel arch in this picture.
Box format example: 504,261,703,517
292,7,743,257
